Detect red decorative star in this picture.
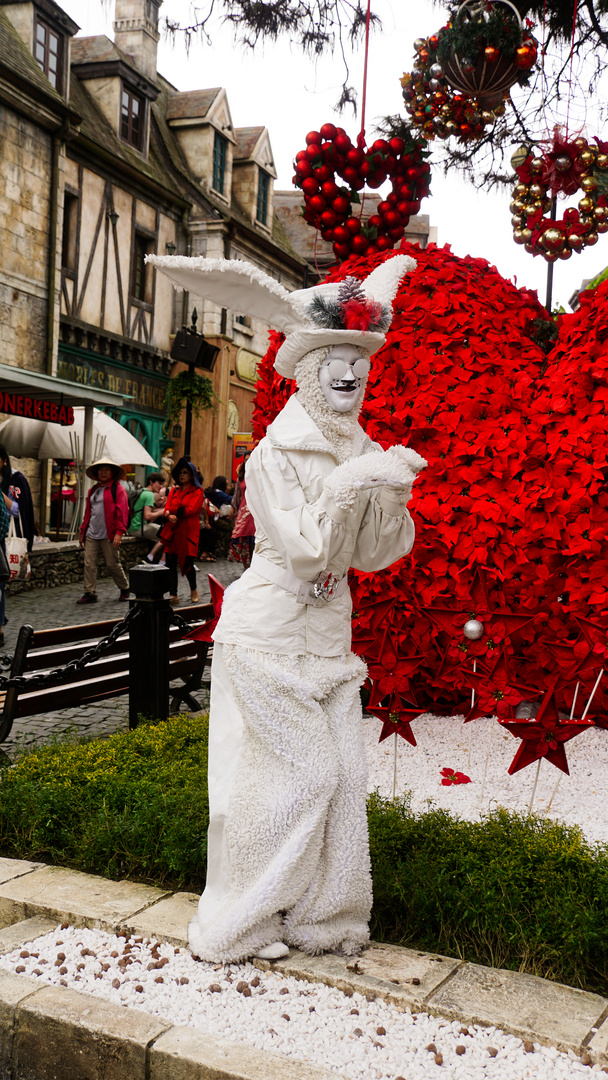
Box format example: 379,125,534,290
186,573,224,643
423,568,535,661
462,649,539,722
366,690,421,746
499,689,595,775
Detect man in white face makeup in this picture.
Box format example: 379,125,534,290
148,253,426,965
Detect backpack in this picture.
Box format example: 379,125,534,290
127,487,145,531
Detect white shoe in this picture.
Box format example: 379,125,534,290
253,942,289,960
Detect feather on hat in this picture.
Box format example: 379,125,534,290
147,253,416,378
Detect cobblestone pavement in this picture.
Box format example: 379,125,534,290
0,558,244,760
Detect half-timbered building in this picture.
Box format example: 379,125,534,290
0,0,306,531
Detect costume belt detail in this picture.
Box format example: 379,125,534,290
250,553,349,605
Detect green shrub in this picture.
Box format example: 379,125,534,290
0,716,209,890
2,723,608,996
368,792,608,995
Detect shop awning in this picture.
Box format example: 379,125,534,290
0,363,125,409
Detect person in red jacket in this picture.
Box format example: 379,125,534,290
78,458,130,604
160,458,204,605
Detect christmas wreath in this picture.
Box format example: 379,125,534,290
511,132,608,261
292,122,431,261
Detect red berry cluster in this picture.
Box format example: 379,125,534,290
293,122,431,261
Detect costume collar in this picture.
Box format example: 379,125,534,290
266,395,371,459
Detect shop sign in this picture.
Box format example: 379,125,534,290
235,349,261,385
0,392,73,425
57,353,167,416
232,432,256,480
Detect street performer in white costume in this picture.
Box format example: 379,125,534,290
149,252,426,963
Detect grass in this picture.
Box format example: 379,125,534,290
1,717,607,996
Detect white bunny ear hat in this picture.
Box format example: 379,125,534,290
146,252,416,379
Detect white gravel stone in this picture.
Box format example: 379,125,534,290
364,711,608,845
0,926,598,1080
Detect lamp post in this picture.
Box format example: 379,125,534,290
169,309,219,460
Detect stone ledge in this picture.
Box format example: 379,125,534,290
0,857,604,1074
7,536,148,594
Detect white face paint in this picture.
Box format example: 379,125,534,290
318,344,370,413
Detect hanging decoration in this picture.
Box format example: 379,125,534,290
401,0,537,144
510,133,608,261
292,125,431,262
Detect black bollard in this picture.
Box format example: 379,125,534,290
128,564,172,728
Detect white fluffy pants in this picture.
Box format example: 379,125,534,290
189,643,371,963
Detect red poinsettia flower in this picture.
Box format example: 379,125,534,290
440,767,471,786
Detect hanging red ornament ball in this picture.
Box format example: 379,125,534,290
484,45,500,63
515,44,537,69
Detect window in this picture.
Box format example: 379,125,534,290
213,132,227,195
131,233,154,303
121,85,144,150
256,170,270,225
145,0,159,25
34,15,63,92
61,192,79,275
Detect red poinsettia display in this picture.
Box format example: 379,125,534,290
252,244,608,756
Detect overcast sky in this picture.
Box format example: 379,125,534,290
60,0,608,311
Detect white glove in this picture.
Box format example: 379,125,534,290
324,445,427,512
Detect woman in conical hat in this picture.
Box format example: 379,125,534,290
150,252,426,963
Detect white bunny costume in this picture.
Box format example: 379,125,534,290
149,253,426,962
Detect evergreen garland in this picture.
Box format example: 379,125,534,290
437,3,523,66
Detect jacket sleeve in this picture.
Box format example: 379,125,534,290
115,484,129,534
349,487,415,572
245,441,354,582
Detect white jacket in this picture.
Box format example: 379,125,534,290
214,395,415,657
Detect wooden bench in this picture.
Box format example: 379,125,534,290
0,602,214,743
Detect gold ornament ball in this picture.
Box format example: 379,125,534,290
510,145,530,170
596,153,608,170
586,231,599,245
569,234,584,252
513,198,526,213
530,183,545,199
414,37,427,51
582,175,598,192
543,199,552,212
513,229,525,244
521,227,533,242
445,120,458,135
558,248,572,259
530,157,544,174
597,220,608,233
579,213,593,227
595,205,608,221
580,150,596,167
514,182,528,197
481,111,494,125
524,242,535,253
544,251,559,262
511,215,522,227
578,197,594,214
493,103,505,117
542,227,565,252
441,104,452,118
574,136,588,150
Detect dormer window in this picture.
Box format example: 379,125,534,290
121,84,145,150
257,170,270,225
34,14,64,92
213,132,227,195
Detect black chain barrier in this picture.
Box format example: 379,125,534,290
0,600,202,696
0,604,141,693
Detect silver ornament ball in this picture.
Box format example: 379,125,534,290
463,618,484,640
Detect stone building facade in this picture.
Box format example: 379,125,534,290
0,0,307,531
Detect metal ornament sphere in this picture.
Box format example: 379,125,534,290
554,154,572,172
510,144,530,171
463,618,484,640
430,63,445,79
